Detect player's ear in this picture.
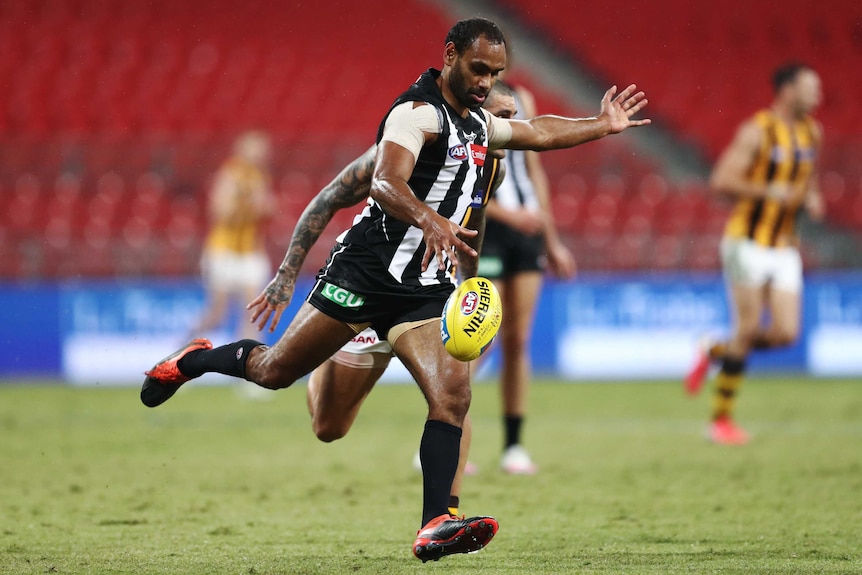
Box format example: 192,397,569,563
443,42,458,66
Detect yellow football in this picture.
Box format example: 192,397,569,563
440,276,502,362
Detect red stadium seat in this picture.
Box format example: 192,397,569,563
3,0,858,276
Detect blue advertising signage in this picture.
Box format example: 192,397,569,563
1,273,860,382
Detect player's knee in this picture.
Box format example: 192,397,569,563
734,326,760,350
772,327,799,347
429,382,471,424
249,360,296,389
250,352,298,390
312,418,349,443
501,328,530,354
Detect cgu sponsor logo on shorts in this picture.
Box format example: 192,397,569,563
463,280,493,338
321,282,366,308
448,144,469,161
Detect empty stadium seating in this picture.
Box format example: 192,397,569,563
499,0,862,159
1,0,858,278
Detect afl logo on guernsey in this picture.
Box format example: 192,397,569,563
448,144,469,161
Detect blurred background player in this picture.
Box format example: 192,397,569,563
248,83,515,514
477,80,577,474
685,63,824,444
193,131,276,342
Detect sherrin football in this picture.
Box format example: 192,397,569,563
440,276,502,361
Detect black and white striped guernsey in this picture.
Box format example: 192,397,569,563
336,68,492,287
494,91,539,212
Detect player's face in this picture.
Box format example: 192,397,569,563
793,69,822,115
238,134,272,166
447,36,507,111
483,93,517,119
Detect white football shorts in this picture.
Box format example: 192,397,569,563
330,327,393,370
720,237,803,293
201,249,271,293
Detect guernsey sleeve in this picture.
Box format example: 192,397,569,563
379,102,442,161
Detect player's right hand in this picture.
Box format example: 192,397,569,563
765,182,794,205
420,214,478,273
247,274,296,333
507,208,545,236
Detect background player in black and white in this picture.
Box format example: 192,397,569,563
141,17,649,562
477,80,577,474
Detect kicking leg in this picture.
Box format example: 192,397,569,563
142,303,356,407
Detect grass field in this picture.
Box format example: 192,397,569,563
1,377,860,574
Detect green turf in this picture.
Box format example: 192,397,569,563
1,377,860,574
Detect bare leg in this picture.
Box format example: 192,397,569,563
726,283,767,359
395,322,471,426
394,322,470,525
712,282,766,425
449,413,471,504
245,303,357,389
497,272,542,421
753,287,801,348
306,356,386,442
309,351,473,506
195,288,230,334
239,284,266,340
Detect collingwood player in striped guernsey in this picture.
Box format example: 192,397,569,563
242,84,516,522
685,63,824,445
140,17,649,562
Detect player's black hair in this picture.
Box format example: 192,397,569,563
772,62,812,92
445,18,507,54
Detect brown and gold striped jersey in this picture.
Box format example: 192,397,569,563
724,109,818,247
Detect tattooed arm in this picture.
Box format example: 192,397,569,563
248,145,377,332
458,157,506,280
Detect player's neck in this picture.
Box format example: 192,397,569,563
437,75,470,118
771,101,803,123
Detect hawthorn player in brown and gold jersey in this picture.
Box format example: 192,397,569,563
685,63,824,444
195,131,276,340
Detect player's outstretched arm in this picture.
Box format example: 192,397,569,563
505,84,650,151
515,86,576,279
248,145,377,333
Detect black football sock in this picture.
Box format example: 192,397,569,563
504,414,523,449
419,420,462,526
177,339,263,379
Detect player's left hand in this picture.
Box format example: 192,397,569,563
599,84,650,134
247,273,296,333
546,238,577,279
804,189,826,221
